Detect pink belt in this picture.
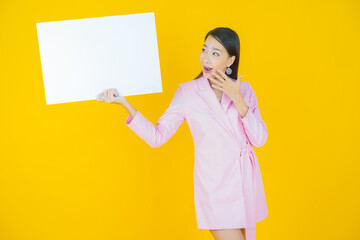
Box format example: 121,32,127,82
238,143,257,240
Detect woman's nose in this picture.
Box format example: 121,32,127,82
204,54,212,63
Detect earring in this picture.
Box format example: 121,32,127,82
226,66,232,75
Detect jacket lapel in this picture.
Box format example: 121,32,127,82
197,75,238,140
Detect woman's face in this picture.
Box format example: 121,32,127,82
200,35,235,79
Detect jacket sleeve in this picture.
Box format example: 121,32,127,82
239,82,268,148
125,85,186,148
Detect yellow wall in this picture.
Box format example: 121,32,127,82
1,0,359,239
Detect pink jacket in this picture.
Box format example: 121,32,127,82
125,75,268,240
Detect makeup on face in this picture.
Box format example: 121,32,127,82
200,35,228,77
202,65,213,73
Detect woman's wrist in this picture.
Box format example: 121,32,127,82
233,95,249,118
121,100,137,118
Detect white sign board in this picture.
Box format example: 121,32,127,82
36,12,162,105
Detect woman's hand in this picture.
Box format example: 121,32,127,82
96,88,127,105
209,69,243,102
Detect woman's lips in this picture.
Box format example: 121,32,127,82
203,66,213,73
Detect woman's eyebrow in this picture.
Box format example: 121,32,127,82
203,44,222,52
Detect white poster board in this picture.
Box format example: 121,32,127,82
36,12,162,105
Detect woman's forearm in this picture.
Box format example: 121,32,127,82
121,99,137,118
233,95,249,118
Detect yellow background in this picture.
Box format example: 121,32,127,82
1,0,359,239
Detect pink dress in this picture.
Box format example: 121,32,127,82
125,75,268,240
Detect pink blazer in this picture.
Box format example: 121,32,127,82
125,75,268,240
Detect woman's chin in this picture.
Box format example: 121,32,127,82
203,72,211,77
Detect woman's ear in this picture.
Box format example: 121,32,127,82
228,55,235,66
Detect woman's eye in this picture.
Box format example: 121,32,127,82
201,48,219,56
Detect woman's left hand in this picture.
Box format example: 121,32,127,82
209,69,243,101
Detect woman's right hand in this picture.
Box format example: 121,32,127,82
96,88,127,105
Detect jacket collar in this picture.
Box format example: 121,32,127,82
196,75,238,140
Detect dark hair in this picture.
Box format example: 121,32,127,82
194,27,240,80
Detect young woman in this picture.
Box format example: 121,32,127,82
97,27,268,240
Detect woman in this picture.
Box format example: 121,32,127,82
97,27,268,240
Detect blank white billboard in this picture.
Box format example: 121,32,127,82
36,12,162,105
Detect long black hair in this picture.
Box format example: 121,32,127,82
194,27,240,80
